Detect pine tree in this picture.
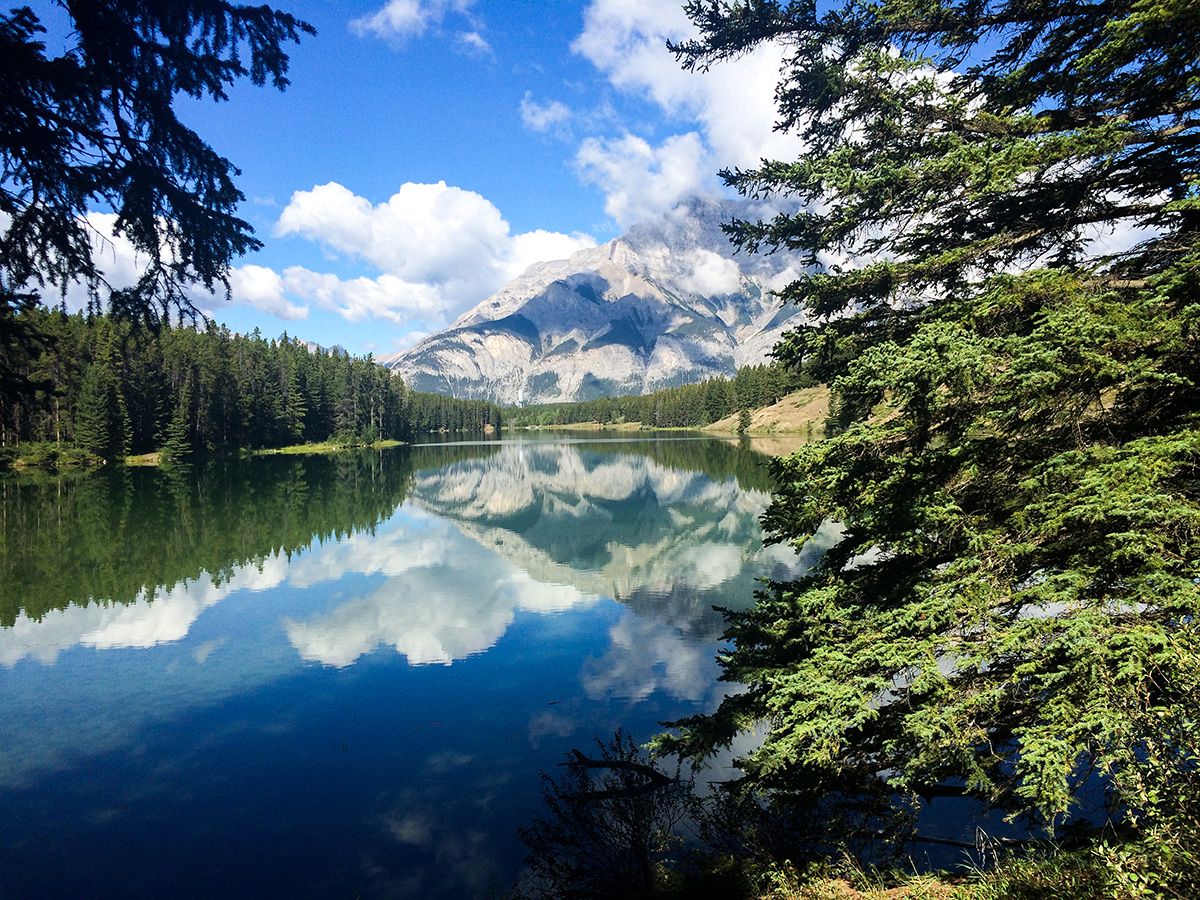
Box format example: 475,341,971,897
74,363,126,462
0,2,313,327
660,0,1200,870
160,369,194,465
282,361,307,444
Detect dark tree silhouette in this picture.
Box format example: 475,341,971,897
516,732,693,899
0,1,314,326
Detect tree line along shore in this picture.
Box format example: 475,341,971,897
0,308,824,472
0,308,502,470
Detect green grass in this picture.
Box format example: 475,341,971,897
250,438,405,456
3,442,101,472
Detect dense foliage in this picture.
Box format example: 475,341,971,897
505,363,806,428
659,0,1200,876
0,308,502,465
0,0,312,324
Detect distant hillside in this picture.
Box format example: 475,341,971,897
705,386,830,435
383,199,811,405
503,363,807,430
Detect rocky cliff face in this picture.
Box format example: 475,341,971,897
384,199,809,404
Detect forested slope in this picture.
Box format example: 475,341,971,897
505,362,808,429
0,309,502,467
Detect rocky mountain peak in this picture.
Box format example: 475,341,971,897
386,199,809,405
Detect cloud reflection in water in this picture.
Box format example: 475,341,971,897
281,443,814,671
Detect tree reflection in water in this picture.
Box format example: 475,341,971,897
516,731,694,900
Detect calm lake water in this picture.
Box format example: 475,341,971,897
0,434,821,898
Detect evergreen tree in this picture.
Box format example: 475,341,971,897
0,1,313,328
282,360,307,444
160,369,194,465
74,363,125,461
660,0,1200,872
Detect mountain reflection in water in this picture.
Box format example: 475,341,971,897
0,435,824,898
285,442,827,669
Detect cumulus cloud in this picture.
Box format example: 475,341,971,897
229,265,309,320
573,3,695,111
272,181,596,322
278,181,504,278
566,0,802,226
574,0,797,166
280,266,445,323
576,132,716,228
509,228,596,272
27,213,308,322
31,211,146,313
520,92,572,133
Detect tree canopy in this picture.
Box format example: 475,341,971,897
0,0,313,324
0,309,504,464
659,0,1200,879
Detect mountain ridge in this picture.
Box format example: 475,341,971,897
384,199,811,405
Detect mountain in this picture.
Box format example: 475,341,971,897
383,199,811,405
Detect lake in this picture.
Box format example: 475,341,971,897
0,433,822,898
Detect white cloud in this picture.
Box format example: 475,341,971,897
81,213,144,292
277,181,507,280
34,211,144,313
281,266,445,323
272,181,595,322
0,553,289,667
282,514,596,667
509,229,596,273
582,612,717,703
576,132,716,228
229,264,309,320
573,2,695,113
31,214,311,322
350,0,474,42
567,0,802,226
351,0,427,39
1082,215,1160,260
574,0,797,166
456,30,492,56
520,92,572,133
678,248,743,296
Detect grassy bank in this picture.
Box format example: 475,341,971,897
1,438,410,474
1,442,101,472
513,388,832,437
250,438,405,457
704,386,830,436
628,839,1194,900
524,421,648,432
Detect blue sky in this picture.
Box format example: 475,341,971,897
56,1,800,356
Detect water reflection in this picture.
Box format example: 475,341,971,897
0,453,415,625
0,439,836,680
282,510,595,667
0,554,289,666
281,443,831,674
0,453,415,667
0,436,822,897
